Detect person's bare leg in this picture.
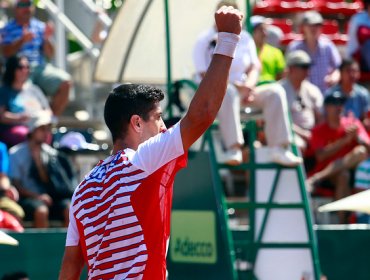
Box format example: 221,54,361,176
50,80,72,116
333,171,352,224
34,205,49,228
308,145,367,185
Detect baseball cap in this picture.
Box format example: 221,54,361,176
302,11,323,25
324,91,347,106
27,111,53,133
286,50,312,67
250,15,266,30
59,131,100,151
15,0,32,8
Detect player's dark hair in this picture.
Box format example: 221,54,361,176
104,84,164,142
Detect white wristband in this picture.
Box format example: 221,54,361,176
213,32,240,58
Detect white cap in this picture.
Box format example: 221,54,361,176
59,132,99,151
27,111,53,133
302,11,323,25
250,15,266,30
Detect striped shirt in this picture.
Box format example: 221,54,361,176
355,158,370,190
287,36,341,94
66,123,187,279
0,18,46,67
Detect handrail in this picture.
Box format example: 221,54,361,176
79,0,112,28
39,0,100,58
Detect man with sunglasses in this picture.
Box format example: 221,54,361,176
279,50,323,153
0,0,71,116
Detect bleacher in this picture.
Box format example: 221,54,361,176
253,0,363,16
251,0,369,224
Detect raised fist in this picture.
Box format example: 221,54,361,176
215,6,243,35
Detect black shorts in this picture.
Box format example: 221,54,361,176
20,197,70,221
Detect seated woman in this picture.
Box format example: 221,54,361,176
0,55,52,148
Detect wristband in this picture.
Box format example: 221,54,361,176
213,32,240,58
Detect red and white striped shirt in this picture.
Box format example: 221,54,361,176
66,123,187,279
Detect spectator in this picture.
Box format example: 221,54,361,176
251,15,285,83
193,0,302,167
279,50,323,152
9,112,76,228
307,92,370,223
0,139,25,234
0,140,24,222
265,24,284,49
346,0,370,72
0,0,71,116
325,59,370,121
287,11,341,94
0,55,52,148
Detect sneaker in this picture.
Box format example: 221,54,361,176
221,148,243,166
270,147,302,167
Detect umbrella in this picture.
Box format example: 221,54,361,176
0,230,18,246
318,189,370,214
94,0,248,85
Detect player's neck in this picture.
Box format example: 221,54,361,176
112,138,138,154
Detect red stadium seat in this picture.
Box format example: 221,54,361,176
253,0,311,15
321,20,348,45
309,0,363,16
266,18,294,34
322,20,339,35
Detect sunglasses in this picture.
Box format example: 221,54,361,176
17,64,30,70
16,1,32,8
296,64,311,70
296,96,306,110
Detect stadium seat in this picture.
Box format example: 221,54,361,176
253,0,311,15
309,0,363,16
321,20,348,45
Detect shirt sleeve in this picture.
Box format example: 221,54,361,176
129,122,184,175
328,40,342,69
346,14,359,57
0,142,9,174
0,24,15,45
312,86,324,110
65,198,80,246
356,119,370,145
8,152,21,180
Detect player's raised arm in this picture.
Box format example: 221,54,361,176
180,6,243,150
